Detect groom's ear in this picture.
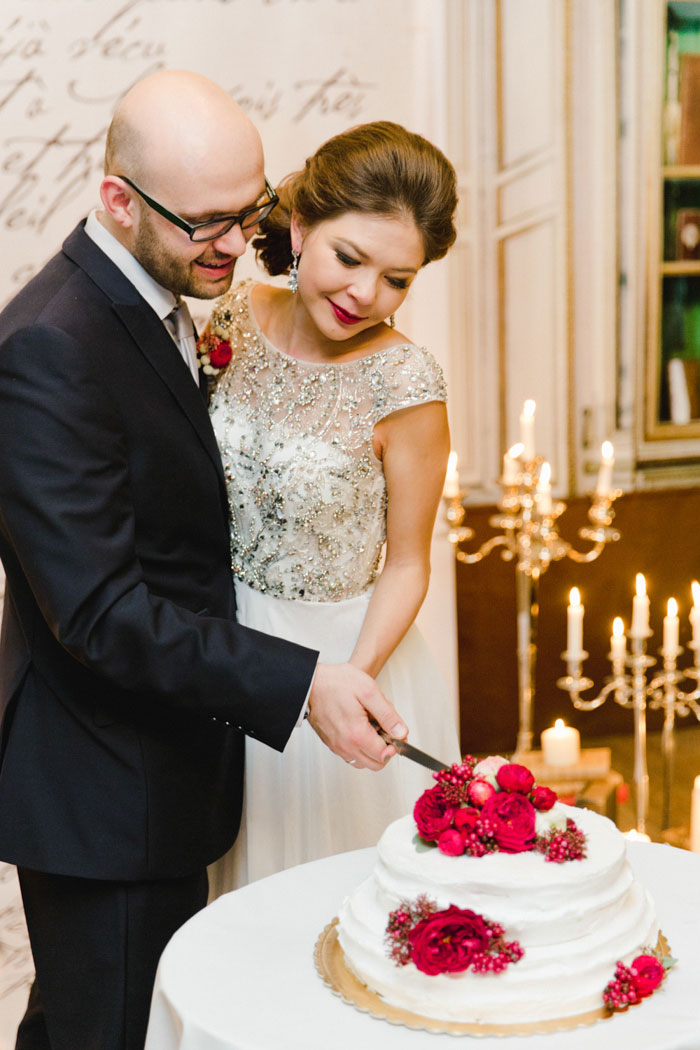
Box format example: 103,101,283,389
99,176,137,231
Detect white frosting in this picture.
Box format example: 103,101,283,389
337,805,657,1024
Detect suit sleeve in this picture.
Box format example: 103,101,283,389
0,324,317,751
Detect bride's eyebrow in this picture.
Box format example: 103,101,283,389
334,238,418,274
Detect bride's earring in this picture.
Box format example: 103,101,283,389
288,249,300,294
389,313,396,329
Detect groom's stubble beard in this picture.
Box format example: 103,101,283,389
132,210,237,300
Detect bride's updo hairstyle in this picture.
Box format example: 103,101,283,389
254,121,458,276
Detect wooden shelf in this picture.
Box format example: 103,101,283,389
664,165,700,179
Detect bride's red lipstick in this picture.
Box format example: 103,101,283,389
329,299,365,325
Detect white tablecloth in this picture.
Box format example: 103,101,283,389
145,843,700,1050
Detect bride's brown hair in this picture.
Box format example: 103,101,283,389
254,121,458,277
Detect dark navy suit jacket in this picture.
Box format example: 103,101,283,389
0,222,317,880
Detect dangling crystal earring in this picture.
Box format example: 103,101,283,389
389,313,396,329
288,249,300,294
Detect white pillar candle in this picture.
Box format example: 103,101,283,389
691,775,700,853
536,461,552,514
443,450,460,499
611,616,627,661
567,586,584,658
596,440,615,496
623,829,651,843
541,719,581,767
691,581,700,645
502,442,524,484
663,597,679,652
519,399,536,461
630,573,650,638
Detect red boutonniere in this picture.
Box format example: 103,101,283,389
196,330,232,375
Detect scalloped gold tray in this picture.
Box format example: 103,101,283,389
315,919,667,1038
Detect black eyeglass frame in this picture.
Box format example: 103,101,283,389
117,175,279,242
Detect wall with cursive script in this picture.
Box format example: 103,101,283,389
0,0,445,309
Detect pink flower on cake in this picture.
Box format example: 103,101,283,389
413,786,456,842
495,762,535,795
530,785,557,811
408,907,491,976
630,954,665,997
472,755,509,788
481,791,536,853
467,777,496,807
437,828,465,856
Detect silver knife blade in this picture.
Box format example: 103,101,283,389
370,718,450,772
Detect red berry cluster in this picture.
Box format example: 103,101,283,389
534,818,587,863
385,895,437,965
432,758,478,806
602,961,643,1011
468,923,525,974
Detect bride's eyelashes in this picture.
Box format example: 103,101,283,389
333,250,409,291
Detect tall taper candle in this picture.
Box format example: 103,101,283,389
630,573,650,638
691,581,700,646
567,587,584,658
663,597,679,652
519,399,536,461
502,443,524,484
691,775,700,852
596,440,615,496
443,451,460,499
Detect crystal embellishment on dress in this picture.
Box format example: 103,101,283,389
208,281,447,602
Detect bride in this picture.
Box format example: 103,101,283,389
202,121,462,894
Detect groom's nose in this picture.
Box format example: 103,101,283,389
211,223,248,257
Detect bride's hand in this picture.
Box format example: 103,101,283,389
306,662,408,770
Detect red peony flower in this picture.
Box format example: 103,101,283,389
414,786,456,842
408,906,490,975
481,791,536,853
496,763,535,795
531,785,557,811
631,955,665,997
208,337,233,369
454,807,480,834
467,777,496,808
437,828,465,856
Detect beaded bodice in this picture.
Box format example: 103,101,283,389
208,281,447,602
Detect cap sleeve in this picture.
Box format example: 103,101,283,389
367,344,447,426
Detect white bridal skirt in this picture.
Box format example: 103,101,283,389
207,580,461,897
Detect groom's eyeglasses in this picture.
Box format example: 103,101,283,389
118,175,279,242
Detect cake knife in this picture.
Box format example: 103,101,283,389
370,719,450,772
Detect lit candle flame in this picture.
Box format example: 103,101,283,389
635,573,646,598
507,442,524,459
523,399,536,419
538,461,551,486
667,597,678,618
569,586,580,607
693,580,700,607
613,616,624,637
554,718,566,732
601,440,614,463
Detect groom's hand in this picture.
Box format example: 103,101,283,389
306,662,408,770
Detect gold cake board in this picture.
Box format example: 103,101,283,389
315,918,613,1038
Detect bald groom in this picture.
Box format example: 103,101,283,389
0,70,406,1050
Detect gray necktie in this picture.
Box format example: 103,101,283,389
165,300,198,381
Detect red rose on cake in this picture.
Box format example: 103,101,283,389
481,792,536,853
408,906,490,975
413,786,456,842
630,954,665,997
495,762,535,795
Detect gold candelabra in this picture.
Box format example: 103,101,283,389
444,446,621,754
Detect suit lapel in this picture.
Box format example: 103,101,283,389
62,223,227,496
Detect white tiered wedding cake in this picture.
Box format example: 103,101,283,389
335,755,666,1029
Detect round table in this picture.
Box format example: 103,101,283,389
145,842,700,1050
